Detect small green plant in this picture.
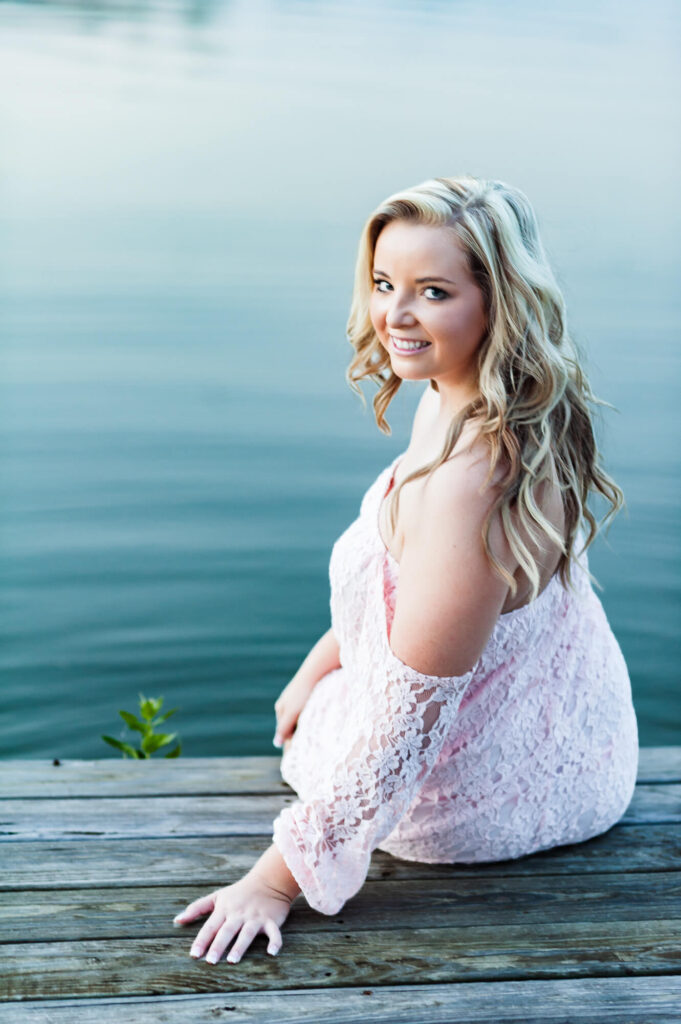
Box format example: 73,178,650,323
102,694,182,759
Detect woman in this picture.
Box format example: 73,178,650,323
173,175,638,964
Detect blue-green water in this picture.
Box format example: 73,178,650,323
1,0,679,757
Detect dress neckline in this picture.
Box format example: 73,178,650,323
374,452,562,623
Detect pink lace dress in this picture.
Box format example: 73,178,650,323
273,452,638,915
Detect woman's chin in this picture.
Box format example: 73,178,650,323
389,356,431,380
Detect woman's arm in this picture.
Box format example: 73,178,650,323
270,437,515,916
174,630,339,962
291,626,341,687
273,626,341,746
389,439,514,676
271,610,476,914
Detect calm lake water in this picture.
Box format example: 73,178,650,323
1,0,679,757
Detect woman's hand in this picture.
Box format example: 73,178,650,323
273,671,316,746
173,871,293,964
273,627,340,745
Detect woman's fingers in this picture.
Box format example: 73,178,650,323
205,916,243,964
264,919,283,955
190,908,223,958
274,713,297,747
276,716,292,741
202,918,284,965
173,892,215,926
223,920,261,964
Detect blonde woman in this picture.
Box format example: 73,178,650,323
173,176,638,964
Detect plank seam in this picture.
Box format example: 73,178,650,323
4,973,681,1011
4,864,681,894
0,789,294,801
2,780,678,799
3,966,681,1005
2,819,679,843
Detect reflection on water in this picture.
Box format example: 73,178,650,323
1,0,679,755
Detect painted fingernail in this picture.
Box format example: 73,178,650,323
206,953,218,964
273,734,282,748
268,945,280,955
227,953,239,963
190,945,201,958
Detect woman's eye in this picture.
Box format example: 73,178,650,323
424,286,448,300
372,279,448,300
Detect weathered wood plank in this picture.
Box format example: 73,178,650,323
1,784,678,842
0,758,288,798
2,872,679,944
637,746,681,783
0,794,294,841
2,822,680,891
4,976,681,1023
621,784,681,822
2,921,681,1000
2,747,678,797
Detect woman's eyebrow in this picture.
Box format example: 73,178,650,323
415,276,457,285
372,268,457,285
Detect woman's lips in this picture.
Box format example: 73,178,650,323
389,334,432,355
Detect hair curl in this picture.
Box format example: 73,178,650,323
346,175,624,600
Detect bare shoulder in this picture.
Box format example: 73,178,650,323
411,422,516,578
390,426,514,676
425,422,508,515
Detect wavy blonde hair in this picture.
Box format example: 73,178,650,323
346,175,624,600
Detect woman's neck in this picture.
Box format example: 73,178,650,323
430,378,480,426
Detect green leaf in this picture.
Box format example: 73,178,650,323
165,742,182,758
102,734,126,752
141,731,177,755
154,708,178,724
139,695,163,721
102,735,142,759
118,710,147,734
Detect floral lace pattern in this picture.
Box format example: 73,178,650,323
273,453,638,914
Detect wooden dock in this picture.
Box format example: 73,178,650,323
1,748,680,1022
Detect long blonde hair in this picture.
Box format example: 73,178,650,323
346,175,624,600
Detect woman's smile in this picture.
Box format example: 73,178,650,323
389,334,432,355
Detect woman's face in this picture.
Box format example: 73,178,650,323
369,220,488,394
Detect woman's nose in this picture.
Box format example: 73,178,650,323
385,294,418,329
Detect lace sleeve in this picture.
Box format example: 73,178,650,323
272,634,474,914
